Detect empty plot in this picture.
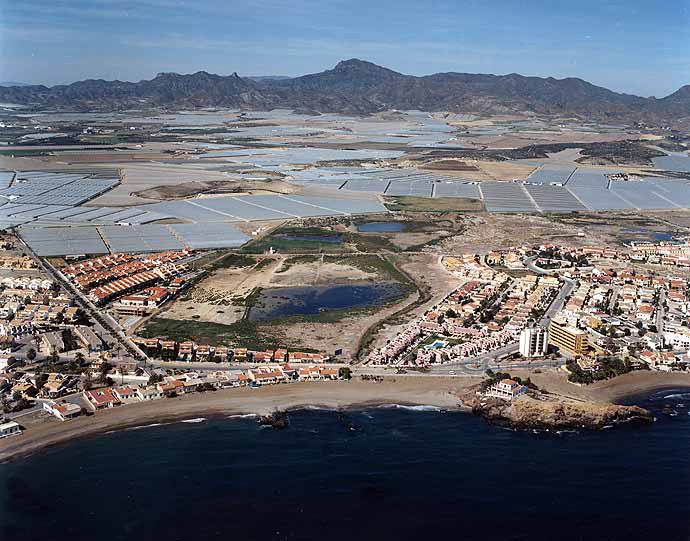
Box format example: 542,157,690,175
524,184,588,211
432,182,481,199
480,183,538,212
169,223,251,249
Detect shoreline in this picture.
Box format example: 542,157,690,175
2,371,690,463
584,372,690,403
0,379,467,463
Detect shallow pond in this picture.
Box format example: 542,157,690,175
249,282,408,321
620,226,674,242
357,222,407,233
274,233,343,243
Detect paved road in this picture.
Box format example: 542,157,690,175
656,288,666,333
19,239,148,362
423,261,574,376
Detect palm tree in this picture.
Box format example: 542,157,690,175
26,348,36,362
74,352,86,365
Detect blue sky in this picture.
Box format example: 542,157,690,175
1,0,688,97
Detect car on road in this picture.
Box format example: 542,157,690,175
448,370,456,375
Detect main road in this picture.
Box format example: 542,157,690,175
17,235,148,362
426,258,574,376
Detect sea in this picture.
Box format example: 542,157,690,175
2,389,690,541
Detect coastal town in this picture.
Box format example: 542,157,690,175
370,239,690,381
2,218,690,441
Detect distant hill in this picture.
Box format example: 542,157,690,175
0,59,687,122
246,75,292,81
0,82,31,87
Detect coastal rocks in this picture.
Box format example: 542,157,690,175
336,412,361,433
469,394,652,431
257,411,289,429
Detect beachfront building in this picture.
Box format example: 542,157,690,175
0,421,21,438
136,386,164,401
483,379,528,401
84,388,121,410
248,366,287,386
519,326,549,358
43,400,82,421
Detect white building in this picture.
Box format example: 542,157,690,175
664,329,690,349
0,420,21,438
484,379,528,401
519,326,549,358
43,401,81,421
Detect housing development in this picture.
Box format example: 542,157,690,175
0,93,687,450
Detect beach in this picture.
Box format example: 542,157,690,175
0,377,468,463
2,371,690,463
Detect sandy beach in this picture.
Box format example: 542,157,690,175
2,371,689,463
0,378,467,463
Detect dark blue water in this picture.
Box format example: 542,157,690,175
620,227,673,242
357,222,407,232
275,234,343,243
249,282,407,320
2,391,690,541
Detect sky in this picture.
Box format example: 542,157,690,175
0,0,689,97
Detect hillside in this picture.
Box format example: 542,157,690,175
1,58,687,121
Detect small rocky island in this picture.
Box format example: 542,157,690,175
257,411,289,429
463,375,653,430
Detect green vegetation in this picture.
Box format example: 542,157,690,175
275,255,321,273
355,255,428,360
252,258,274,271
338,367,352,380
242,226,345,254
481,370,540,392
140,317,291,351
328,254,414,290
242,224,401,254
566,357,635,384
347,232,400,252
383,196,483,212
206,253,257,271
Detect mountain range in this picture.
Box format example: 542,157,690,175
1,59,688,121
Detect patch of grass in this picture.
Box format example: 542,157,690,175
383,196,483,212
252,258,274,271
345,232,401,253
275,255,321,273
140,317,289,351
328,254,415,291
207,253,257,271
242,226,347,254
